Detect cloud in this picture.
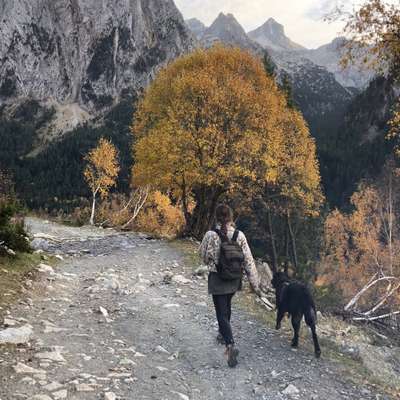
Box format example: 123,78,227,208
305,0,341,20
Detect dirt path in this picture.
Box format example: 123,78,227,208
0,218,392,400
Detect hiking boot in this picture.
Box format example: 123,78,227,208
225,344,239,368
216,333,225,345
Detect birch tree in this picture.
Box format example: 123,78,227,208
84,138,120,225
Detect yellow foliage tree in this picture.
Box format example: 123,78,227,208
132,46,322,238
340,0,400,76
134,191,186,238
84,138,120,225
321,162,400,320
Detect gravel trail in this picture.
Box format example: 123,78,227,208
0,218,392,400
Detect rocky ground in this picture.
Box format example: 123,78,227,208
0,218,396,400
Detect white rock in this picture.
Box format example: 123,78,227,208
104,393,117,400
43,381,63,391
194,265,209,276
172,391,190,400
20,376,36,385
37,263,54,274
14,363,46,375
6,248,16,256
163,304,180,309
3,317,18,326
75,383,95,392
119,358,135,366
0,325,33,344
282,384,300,396
31,395,52,400
53,390,68,399
35,351,65,363
99,306,109,318
155,345,170,354
171,275,192,284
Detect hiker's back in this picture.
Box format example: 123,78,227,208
214,228,244,281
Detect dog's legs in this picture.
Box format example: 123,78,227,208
290,313,302,348
275,307,285,330
305,308,321,358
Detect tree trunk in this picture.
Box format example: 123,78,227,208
287,212,299,273
266,206,278,274
90,192,97,226
284,225,290,275
189,186,223,239
254,195,278,273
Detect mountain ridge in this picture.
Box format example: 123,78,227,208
248,17,305,52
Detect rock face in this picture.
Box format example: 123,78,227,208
0,0,194,112
186,13,356,144
185,18,206,40
325,76,398,205
248,18,304,52
201,13,262,53
298,37,373,89
272,51,356,141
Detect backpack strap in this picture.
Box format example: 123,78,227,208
214,228,228,243
232,229,240,242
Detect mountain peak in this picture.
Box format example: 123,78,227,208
212,12,244,32
248,18,305,52
186,18,206,40
202,12,261,52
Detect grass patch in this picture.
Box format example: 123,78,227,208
0,253,42,319
169,238,201,270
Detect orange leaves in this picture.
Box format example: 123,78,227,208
132,45,322,224
84,138,120,198
322,168,400,308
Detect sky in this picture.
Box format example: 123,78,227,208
174,0,352,49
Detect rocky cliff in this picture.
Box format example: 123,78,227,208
0,0,194,113
248,18,305,52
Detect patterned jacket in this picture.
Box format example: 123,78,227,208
199,224,260,290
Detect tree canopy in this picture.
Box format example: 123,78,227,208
84,138,120,225
132,46,322,237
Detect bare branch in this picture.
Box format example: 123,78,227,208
344,275,399,311
353,311,400,322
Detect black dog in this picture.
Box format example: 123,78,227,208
271,272,321,358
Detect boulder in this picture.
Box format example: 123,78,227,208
13,362,46,375
171,275,192,285
37,263,54,274
0,324,33,345
282,384,300,396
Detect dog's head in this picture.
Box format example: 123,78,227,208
271,271,290,290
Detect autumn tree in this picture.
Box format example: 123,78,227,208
84,138,120,225
339,0,400,76
132,46,323,239
321,161,400,324
339,0,400,150
252,108,323,273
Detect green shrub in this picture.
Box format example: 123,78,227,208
0,171,31,254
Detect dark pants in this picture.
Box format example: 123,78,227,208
212,293,235,345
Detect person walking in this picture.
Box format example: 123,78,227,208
199,204,261,367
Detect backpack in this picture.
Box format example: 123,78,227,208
214,229,245,281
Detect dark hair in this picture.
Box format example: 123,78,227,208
215,204,233,236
